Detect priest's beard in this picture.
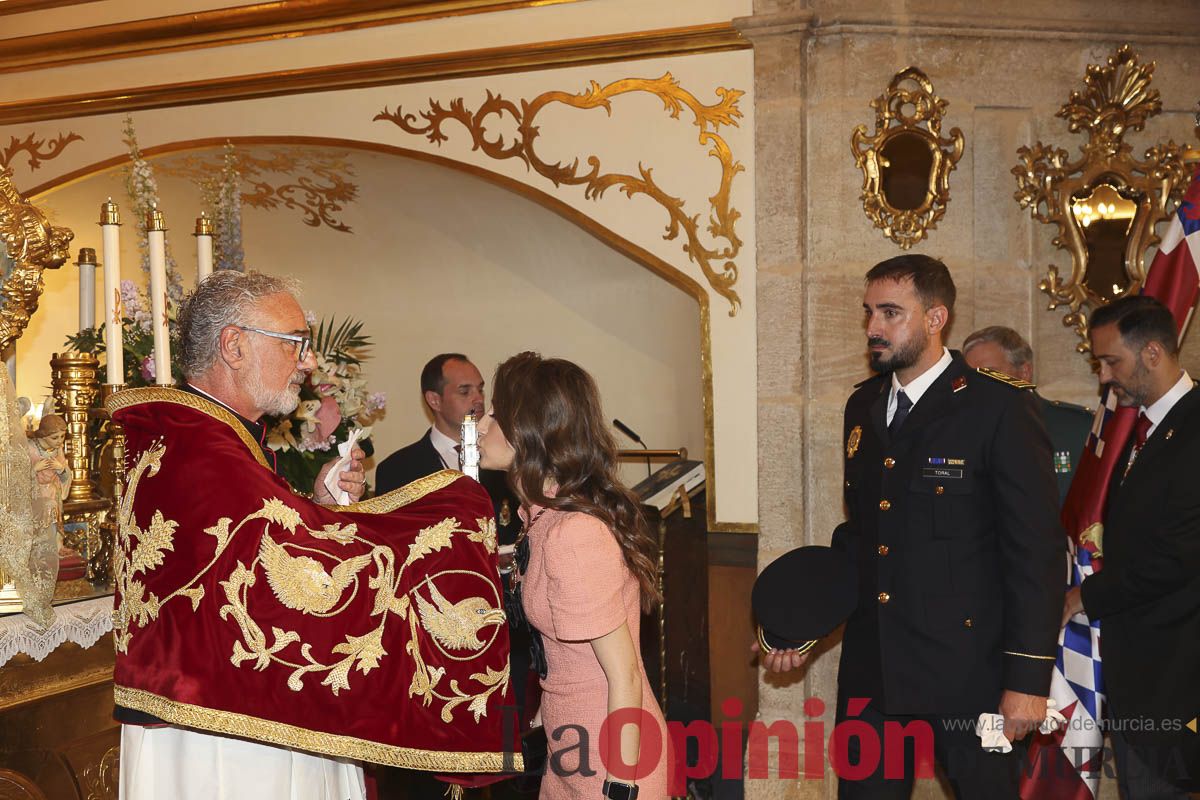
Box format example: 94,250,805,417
869,328,929,373
246,364,304,417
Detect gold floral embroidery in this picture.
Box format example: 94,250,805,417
469,517,498,554
115,434,508,724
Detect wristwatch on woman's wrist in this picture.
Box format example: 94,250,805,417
602,778,639,800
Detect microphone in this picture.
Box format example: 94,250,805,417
613,418,644,445
613,418,651,478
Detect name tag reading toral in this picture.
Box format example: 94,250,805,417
922,467,963,479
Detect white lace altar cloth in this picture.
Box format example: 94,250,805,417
0,596,113,666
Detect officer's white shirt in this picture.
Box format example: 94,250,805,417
1139,369,1192,438
887,347,953,426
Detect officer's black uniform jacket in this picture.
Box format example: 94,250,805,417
833,352,1064,715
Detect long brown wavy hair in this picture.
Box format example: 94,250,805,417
491,352,661,611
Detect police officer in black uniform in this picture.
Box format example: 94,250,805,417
962,325,1093,506
762,255,1064,799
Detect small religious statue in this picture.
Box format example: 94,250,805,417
27,414,80,575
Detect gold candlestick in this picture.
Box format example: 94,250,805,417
50,351,101,503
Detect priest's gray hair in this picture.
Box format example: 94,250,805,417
178,270,299,380
961,325,1033,372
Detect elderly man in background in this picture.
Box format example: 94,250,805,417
111,272,514,800
962,325,1092,504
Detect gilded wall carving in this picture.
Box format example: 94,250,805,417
0,131,83,171
1013,45,1193,353
157,148,358,233
376,72,746,314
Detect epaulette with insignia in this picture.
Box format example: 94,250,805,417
854,372,889,389
1045,398,1092,414
976,366,1036,390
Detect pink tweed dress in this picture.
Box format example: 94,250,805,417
518,508,669,800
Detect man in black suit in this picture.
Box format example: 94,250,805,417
375,353,520,545
1064,296,1199,797
762,255,1063,798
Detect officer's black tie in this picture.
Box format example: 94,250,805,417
889,388,913,435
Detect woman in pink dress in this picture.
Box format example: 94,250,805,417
478,352,668,800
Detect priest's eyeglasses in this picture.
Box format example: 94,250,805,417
236,326,312,363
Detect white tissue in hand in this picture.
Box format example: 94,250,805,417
976,698,1068,753
976,713,1012,753
322,428,363,506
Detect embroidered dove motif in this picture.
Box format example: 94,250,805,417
259,533,373,614
415,579,506,651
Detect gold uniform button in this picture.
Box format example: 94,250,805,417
964,618,973,628
878,592,891,604
935,486,945,495
883,457,896,469
877,544,889,556
879,499,892,511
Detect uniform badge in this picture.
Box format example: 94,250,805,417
1165,428,1174,440
1054,451,1072,473
499,499,512,527
846,426,862,459
952,376,967,392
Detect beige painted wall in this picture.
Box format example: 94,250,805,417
21,145,705,490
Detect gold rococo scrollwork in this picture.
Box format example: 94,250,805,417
375,72,746,315
0,131,84,172
851,67,964,249
0,167,72,353
1012,45,1193,354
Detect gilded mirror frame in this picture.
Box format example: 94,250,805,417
1012,45,1193,355
851,67,964,249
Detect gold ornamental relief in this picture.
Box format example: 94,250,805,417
1012,45,1193,355
851,67,964,249
0,167,73,353
156,147,358,233
0,131,83,171
375,73,746,315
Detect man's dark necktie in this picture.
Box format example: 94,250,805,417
889,388,913,435
1123,411,1153,477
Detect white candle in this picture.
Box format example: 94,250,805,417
100,200,124,386
195,212,213,284
146,206,171,386
76,247,97,331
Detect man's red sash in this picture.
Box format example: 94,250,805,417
108,388,520,772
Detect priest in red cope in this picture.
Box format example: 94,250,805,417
109,271,518,800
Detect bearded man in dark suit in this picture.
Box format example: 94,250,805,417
1064,296,1200,797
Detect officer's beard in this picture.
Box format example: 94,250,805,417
868,329,928,373
1109,359,1152,408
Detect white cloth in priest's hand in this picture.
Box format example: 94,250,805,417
975,698,1068,752
321,428,363,505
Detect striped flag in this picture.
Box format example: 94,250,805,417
1020,166,1200,800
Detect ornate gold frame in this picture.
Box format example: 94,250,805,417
0,166,72,350
1012,45,1193,353
851,67,964,249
